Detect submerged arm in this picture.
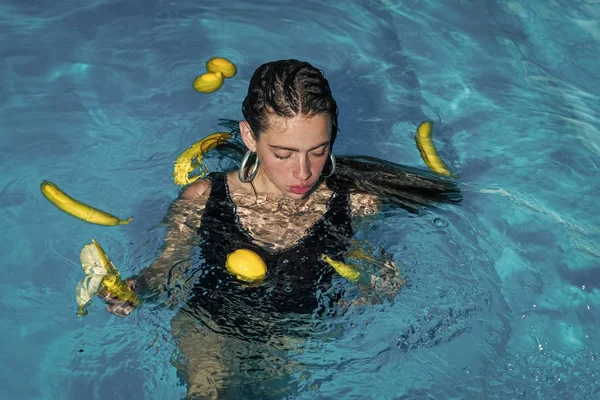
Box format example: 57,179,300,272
136,179,210,298
104,180,209,316
134,197,205,297
343,193,405,304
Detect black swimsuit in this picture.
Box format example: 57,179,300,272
181,172,353,339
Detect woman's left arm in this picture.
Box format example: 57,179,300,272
347,193,405,304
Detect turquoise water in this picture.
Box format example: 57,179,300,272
1,0,599,398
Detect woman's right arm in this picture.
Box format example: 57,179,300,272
134,200,204,296
104,179,211,316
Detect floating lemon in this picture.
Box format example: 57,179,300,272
226,249,267,282
192,71,224,93
206,57,237,79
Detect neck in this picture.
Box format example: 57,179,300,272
250,169,283,196
234,169,323,202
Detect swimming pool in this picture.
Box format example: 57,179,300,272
1,0,599,398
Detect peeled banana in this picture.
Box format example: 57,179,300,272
173,131,232,186
76,238,140,316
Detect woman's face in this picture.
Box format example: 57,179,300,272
240,113,331,199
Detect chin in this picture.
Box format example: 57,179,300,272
285,192,305,200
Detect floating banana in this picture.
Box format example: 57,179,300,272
173,131,232,186
76,238,141,316
40,181,132,226
321,254,361,282
415,121,452,177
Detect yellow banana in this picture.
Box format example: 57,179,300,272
415,121,452,177
40,181,132,226
173,131,232,186
321,254,361,282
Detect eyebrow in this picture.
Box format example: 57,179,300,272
269,140,330,152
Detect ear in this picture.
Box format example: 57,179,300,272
239,121,257,152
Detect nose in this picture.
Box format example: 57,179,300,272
293,155,312,181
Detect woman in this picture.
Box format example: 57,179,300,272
105,59,460,399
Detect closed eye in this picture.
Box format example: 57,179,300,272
273,145,328,160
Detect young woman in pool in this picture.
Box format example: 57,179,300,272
103,59,460,399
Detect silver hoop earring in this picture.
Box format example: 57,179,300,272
323,153,336,178
238,150,260,183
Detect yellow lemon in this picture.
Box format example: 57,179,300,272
206,57,237,79
226,249,267,282
192,71,224,93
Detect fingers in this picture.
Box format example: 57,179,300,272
104,293,135,317
125,278,137,290
106,302,134,317
98,278,138,317
97,287,110,300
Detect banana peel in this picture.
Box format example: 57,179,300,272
173,132,232,186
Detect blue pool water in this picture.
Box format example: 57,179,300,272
1,0,599,398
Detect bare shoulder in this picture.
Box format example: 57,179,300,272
349,191,380,217
179,179,211,200
165,179,211,230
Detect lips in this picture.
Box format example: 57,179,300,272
289,185,312,194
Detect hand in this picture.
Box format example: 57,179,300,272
352,259,405,305
98,278,137,317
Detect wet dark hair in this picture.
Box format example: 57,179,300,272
242,59,339,145
215,59,461,212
